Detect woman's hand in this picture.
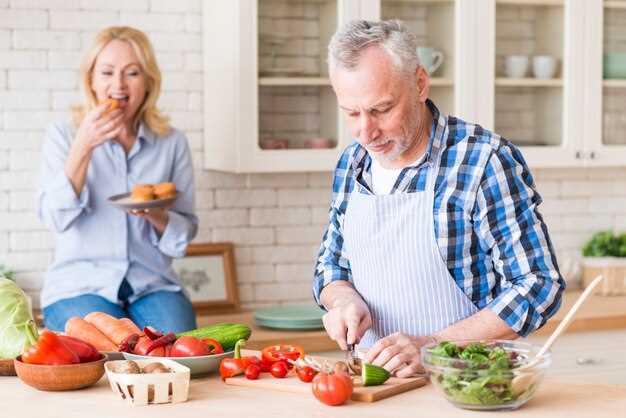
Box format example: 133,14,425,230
64,103,124,195
128,206,170,235
74,102,124,153
365,333,437,378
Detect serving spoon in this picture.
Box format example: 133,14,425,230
511,275,605,396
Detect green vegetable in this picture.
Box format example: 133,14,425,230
0,265,15,281
582,231,625,257
175,323,251,352
0,278,38,359
428,341,522,406
361,363,390,386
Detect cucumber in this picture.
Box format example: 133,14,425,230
175,323,251,352
361,363,390,386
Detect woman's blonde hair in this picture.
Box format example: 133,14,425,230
72,26,170,136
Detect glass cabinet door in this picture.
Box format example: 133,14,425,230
257,0,339,152
602,1,626,148
494,0,565,148
380,0,456,115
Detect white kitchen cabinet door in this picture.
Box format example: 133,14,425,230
203,0,366,173
484,0,585,168
582,0,626,167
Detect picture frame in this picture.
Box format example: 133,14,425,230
173,242,240,314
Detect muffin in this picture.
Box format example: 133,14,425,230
102,98,120,114
153,182,176,200
131,184,155,202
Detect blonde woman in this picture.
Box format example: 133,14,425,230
38,27,198,333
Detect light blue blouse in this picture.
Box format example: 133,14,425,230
38,120,198,308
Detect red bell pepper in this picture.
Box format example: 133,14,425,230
21,331,80,365
219,339,260,380
202,338,224,354
57,335,101,363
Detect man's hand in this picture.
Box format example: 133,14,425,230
320,281,372,350
365,332,437,378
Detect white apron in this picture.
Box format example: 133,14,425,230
344,141,479,348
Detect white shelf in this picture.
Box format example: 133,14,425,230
495,77,563,87
258,77,330,86
496,0,563,6
604,1,626,9
603,79,626,88
258,77,453,87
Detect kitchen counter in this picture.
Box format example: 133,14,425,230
199,290,626,352
1,374,624,418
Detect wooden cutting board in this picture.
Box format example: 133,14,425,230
224,350,428,402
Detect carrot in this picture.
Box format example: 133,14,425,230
84,312,134,346
118,317,142,335
64,316,117,352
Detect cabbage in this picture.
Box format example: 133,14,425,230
0,278,38,359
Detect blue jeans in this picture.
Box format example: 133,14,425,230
43,280,197,334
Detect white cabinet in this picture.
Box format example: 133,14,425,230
202,0,626,173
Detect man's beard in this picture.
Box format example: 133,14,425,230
368,106,421,164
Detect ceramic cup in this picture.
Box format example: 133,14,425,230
304,137,334,149
532,55,558,79
504,55,529,78
417,47,444,75
259,138,289,150
603,52,626,79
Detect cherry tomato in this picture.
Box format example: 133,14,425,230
296,365,317,383
261,344,305,364
311,370,353,406
245,364,261,380
270,360,289,378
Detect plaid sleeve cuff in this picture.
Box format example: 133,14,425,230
486,276,564,337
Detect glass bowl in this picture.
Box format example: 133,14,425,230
421,340,551,411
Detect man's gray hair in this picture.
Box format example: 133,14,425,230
328,20,419,75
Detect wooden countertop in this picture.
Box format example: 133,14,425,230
199,290,626,352
2,375,624,418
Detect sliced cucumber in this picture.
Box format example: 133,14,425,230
361,363,390,386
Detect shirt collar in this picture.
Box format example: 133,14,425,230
137,122,156,146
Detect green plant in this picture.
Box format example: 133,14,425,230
0,265,15,281
582,231,626,257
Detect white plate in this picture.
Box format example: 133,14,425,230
107,191,178,211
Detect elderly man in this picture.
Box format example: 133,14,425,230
313,20,565,377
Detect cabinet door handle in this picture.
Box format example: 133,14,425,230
589,151,596,159
575,151,582,159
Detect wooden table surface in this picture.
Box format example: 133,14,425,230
199,290,626,352
2,374,624,418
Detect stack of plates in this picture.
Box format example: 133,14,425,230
254,305,325,330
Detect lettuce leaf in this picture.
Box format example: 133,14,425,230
0,278,38,359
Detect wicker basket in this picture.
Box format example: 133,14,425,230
582,257,626,296
104,359,190,406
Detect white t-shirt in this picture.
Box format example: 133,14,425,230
371,156,423,195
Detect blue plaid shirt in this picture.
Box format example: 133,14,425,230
313,100,565,337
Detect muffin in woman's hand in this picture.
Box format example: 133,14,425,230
101,98,120,114
131,184,155,202
153,182,176,199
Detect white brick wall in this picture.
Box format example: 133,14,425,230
1,1,625,314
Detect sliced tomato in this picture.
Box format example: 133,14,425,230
261,344,305,364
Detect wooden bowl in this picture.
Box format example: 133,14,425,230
0,358,17,376
14,354,106,391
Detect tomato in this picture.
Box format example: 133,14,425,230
261,344,305,364
296,365,317,383
311,371,353,406
245,364,261,380
270,360,289,378
170,336,211,357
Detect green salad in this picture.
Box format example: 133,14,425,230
427,341,526,406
